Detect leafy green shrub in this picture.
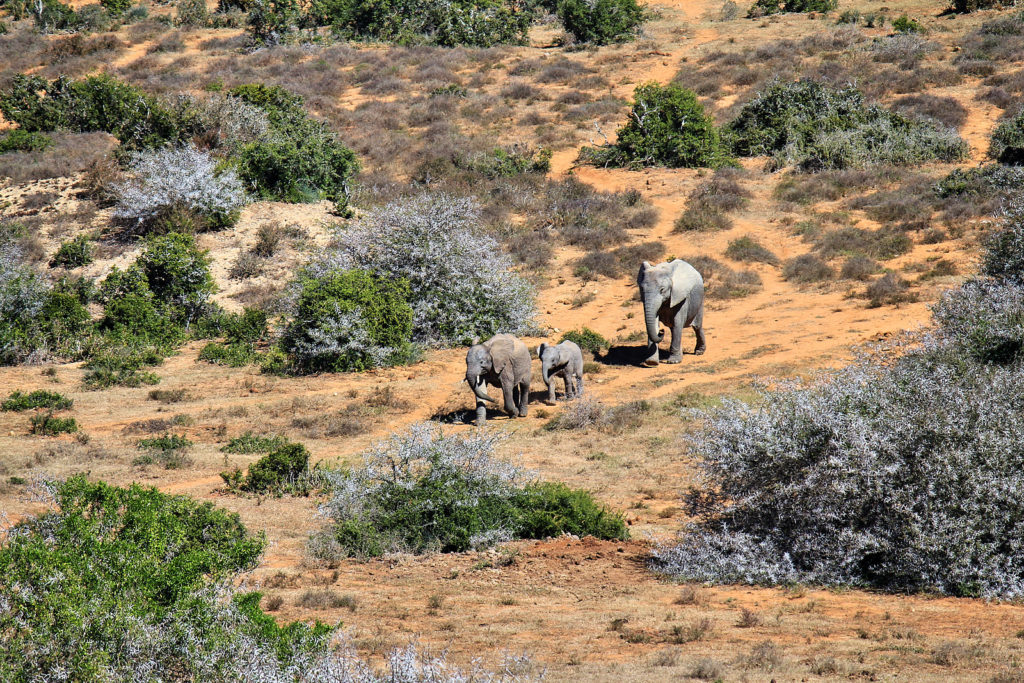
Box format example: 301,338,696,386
0,129,52,153
138,433,192,452
557,0,645,45
31,0,82,32
198,341,256,366
560,327,610,354
749,0,835,15
892,15,922,33
315,425,626,557
175,0,208,24
29,412,78,435
81,343,163,390
329,193,535,346
935,164,1024,198
49,235,93,269
725,80,969,170
297,0,532,46
283,269,414,373
137,232,216,325
100,0,130,14
242,442,310,493
2,390,72,411
581,82,731,168
990,110,1024,165
983,198,1024,281
222,431,289,453
459,146,552,178
0,74,179,150
229,84,358,203
0,476,324,680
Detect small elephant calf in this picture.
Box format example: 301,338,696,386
537,340,584,405
466,334,532,426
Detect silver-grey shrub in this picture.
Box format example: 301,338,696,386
319,194,536,345
167,93,271,153
655,208,1024,597
113,144,249,230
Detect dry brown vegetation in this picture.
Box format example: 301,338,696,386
4,0,1024,679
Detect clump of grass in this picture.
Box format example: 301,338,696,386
148,388,189,403
297,589,357,611
2,390,72,412
724,236,779,266
840,255,881,280
736,607,762,628
866,272,915,307
135,433,192,469
221,432,289,454
782,254,834,283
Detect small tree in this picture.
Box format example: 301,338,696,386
557,0,645,45
283,269,414,372
136,232,216,325
584,82,731,168
326,194,536,346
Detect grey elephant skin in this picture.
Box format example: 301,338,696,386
537,340,584,404
465,334,532,426
637,259,706,365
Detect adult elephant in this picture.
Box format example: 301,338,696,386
637,259,706,366
465,333,532,426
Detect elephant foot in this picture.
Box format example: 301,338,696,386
666,354,683,364
694,346,706,356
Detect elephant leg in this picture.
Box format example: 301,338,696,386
501,380,517,417
546,379,556,405
644,342,660,366
563,373,573,399
475,401,487,426
692,304,706,355
518,380,529,417
576,374,584,396
666,323,683,364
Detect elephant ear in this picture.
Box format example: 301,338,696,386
670,262,695,308
489,335,516,376
537,343,547,359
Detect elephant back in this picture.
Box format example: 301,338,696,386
486,334,530,376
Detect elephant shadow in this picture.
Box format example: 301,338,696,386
431,406,522,424
598,343,700,367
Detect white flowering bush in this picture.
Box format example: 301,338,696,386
312,423,627,558
321,194,536,346
0,243,48,364
168,93,271,152
113,145,249,231
654,208,1024,598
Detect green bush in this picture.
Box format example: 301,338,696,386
82,343,164,390
230,84,358,202
2,390,72,412
725,79,968,170
49,235,93,269
0,129,52,153
581,82,731,168
0,74,179,150
749,0,835,15
175,0,208,24
298,0,532,46
557,0,645,44
31,0,82,32
935,165,1024,197
198,307,266,367
29,412,78,435
137,232,216,325
560,327,611,354
198,341,257,366
100,0,131,14
315,425,627,558
138,433,192,452
242,442,310,493
284,269,415,373
892,15,922,33
0,476,335,680
990,110,1024,165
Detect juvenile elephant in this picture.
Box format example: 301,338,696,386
537,340,584,404
465,333,532,426
637,259,706,366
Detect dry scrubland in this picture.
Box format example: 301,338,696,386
6,0,1024,679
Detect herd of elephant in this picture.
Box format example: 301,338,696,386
465,259,706,425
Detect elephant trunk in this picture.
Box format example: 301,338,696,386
542,362,556,404
643,293,663,365
468,374,496,404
